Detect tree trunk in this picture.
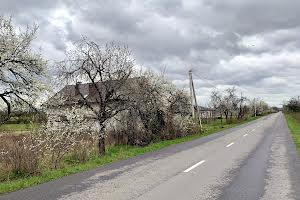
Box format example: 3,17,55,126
98,126,106,156
238,106,242,119
220,113,223,127
224,111,228,119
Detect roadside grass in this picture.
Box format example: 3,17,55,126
285,113,300,152
0,116,260,194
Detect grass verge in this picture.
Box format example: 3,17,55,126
0,116,260,194
285,113,300,152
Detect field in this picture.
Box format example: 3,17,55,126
0,123,40,134
0,116,260,194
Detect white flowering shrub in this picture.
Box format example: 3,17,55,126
181,117,201,136
41,106,97,168
0,106,98,179
0,133,45,178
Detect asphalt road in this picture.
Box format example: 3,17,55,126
1,112,300,200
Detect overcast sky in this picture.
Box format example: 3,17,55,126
1,0,300,107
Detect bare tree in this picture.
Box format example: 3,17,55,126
211,87,248,124
223,87,239,120
238,93,248,119
249,98,259,117
210,90,225,126
0,16,46,124
257,99,270,116
59,38,134,155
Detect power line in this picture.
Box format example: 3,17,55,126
192,73,217,89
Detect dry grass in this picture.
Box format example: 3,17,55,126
0,134,43,181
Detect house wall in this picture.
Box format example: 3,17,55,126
198,110,219,119
46,105,143,136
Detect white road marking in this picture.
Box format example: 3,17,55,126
183,160,206,172
226,142,234,147
243,134,248,137
252,129,256,131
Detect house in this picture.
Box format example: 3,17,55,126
44,79,149,145
44,78,141,130
194,106,218,119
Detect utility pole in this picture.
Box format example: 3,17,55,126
239,92,243,119
189,70,195,118
254,98,257,117
189,70,202,131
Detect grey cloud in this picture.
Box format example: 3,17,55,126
203,0,300,34
1,0,300,106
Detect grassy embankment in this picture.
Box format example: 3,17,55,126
285,113,300,152
0,116,260,194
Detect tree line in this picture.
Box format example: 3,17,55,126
284,97,300,112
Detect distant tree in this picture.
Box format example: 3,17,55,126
286,97,300,112
210,90,225,125
249,98,257,116
59,38,134,155
249,98,270,116
238,93,248,119
211,88,254,123
223,87,239,120
0,16,46,124
270,106,280,113
258,100,270,115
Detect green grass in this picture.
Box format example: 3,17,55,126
0,123,40,133
285,113,300,152
0,116,260,194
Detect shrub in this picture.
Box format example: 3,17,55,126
42,106,98,169
67,136,97,164
0,134,45,180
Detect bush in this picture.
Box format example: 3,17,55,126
0,134,45,180
0,128,98,181
67,137,97,164
38,127,97,169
